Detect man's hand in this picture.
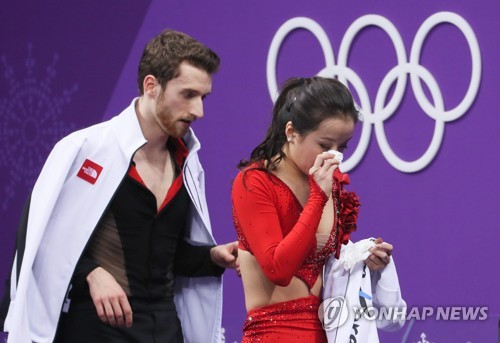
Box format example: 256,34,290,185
210,241,239,272
364,237,393,272
86,267,133,327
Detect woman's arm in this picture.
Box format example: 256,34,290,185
232,170,328,286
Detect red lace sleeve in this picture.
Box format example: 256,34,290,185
232,169,328,286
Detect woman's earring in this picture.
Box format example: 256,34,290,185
287,136,292,142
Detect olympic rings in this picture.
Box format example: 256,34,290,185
267,12,481,173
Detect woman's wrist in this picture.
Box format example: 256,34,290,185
308,174,329,205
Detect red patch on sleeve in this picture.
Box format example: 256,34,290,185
77,159,103,185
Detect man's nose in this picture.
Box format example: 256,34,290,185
190,98,204,119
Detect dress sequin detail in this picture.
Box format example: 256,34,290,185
233,170,339,289
242,295,327,343
232,165,360,341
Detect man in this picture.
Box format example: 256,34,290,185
0,30,237,342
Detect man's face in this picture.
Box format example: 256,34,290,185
155,61,212,138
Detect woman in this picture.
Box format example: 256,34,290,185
232,77,392,342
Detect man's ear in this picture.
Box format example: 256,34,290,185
143,75,158,98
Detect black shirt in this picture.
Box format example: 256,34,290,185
70,139,223,301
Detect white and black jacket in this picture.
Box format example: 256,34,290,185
322,241,406,342
1,99,223,343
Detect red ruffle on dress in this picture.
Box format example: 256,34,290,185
232,164,360,342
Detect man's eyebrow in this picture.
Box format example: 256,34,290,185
182,88,211,96
182,88,199,93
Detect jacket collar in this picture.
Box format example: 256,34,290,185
110,98,147,158
110,98,202,159
183,127,201,156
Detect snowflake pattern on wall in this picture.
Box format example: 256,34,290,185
0,44,78,209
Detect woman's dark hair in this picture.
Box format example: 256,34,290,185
238,76,359,172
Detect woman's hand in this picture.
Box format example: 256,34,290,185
309,152,340,195
365,237,393,272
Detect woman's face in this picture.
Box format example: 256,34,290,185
287,116,355,175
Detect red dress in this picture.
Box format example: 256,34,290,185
232,165,360,342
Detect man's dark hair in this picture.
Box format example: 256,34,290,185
137,29,220,94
